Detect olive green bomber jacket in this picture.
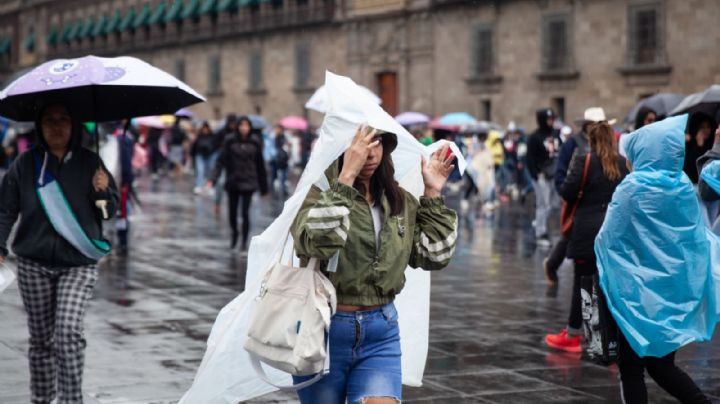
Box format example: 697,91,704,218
290,175,458,306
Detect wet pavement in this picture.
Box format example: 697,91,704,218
1,174,720,403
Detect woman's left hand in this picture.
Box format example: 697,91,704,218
422,144,455,198
93,168,109,192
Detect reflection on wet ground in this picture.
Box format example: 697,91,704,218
1,176,719,403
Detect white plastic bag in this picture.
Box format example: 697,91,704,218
0,263,16,294
179,71,465,404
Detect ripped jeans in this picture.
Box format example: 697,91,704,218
294,302,402,404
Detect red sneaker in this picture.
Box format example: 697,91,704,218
545,329,582,353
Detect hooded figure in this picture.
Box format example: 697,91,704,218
0,104,118,267
0,103,118,404
526,108,559,244
526,108,557,181
595,114,720,358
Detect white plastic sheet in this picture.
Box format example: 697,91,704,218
180,71,465,404
99,135,120,186
304,83,382,113
0,263,16,294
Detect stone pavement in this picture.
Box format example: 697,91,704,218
1,176,719,403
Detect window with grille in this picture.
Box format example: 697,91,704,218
208,55,221,94
482,100,492,121
249,50,263,91
542,14,570,72
295,43,310,88
471,25,493,76
628,3,664,66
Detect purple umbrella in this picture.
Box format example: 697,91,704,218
395,111,430,126
175,108,194,119
0,55,205,122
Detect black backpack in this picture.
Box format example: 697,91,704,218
275,147,289,169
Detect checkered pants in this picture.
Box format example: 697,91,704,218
16,257,98,404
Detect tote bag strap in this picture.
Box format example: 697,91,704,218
248,336,330,391
577,153,592,199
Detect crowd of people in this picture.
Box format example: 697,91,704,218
1,96,719,404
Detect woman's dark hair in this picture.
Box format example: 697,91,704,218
339,134,405,216
634,107,657,130
199,121,212,135
236,115,253,137
34,103,82,151
687,112,715,139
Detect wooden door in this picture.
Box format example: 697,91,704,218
377,72,398,117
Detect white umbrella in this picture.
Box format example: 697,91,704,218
304,83,381,113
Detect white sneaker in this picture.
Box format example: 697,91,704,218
536,235,552,248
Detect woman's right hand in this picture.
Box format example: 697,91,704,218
0,255,5,265
715,127,720,145
339,124,380,186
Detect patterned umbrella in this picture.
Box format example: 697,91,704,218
0,55,205,122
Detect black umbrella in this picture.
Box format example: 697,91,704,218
624,93,685,124
670,85,720,117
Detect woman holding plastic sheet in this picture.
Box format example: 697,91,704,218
544,121,629,353
596,115,717,403
0,104,118,404
290,124,458,404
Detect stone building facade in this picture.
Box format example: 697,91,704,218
0,0,718,130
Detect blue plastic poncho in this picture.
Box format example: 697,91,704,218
595,115,720,358
702,159,720,194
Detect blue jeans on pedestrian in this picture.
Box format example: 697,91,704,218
194,154,215,189
293,303,402,404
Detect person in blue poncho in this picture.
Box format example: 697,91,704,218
595,114,719,404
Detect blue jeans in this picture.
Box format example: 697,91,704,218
194,154,216,189
293,303,402,404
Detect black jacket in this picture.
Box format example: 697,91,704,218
554,131,590,193
0,146,118,267
697,142,720,202
526,109,558,180
191,134,218,158
211,135,268,194
560,152,628,260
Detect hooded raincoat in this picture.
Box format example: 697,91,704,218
595,115,720,358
